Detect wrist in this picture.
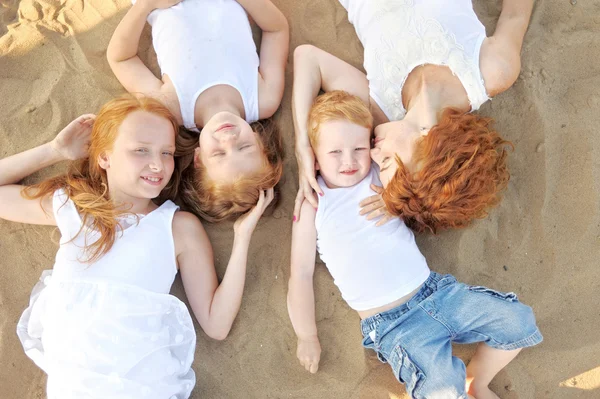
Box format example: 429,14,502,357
298,334,319,342
134,0,156,14
46,142,68,163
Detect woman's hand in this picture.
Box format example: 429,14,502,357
293,145,323,222
297,336,321,374
234,188,275,238
50,114,95,161
359,184,394,226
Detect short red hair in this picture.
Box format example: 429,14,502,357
382,108,512,233
308,90,373,148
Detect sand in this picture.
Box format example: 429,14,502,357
1,0,599,398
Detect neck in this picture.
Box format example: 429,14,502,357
403,69,470,128
109,189,154,215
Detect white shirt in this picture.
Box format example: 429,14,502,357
140,0,260,131
315,167,431,311
339,0,490,121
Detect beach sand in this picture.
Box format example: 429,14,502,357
1,0,599,398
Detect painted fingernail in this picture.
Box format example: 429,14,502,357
319,192,324,196
314,207,318,211
293,216,297,222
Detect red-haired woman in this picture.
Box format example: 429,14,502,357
293,0,534,233
0,96,272,397
108,0,288,222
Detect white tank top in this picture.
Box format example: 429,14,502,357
51,189,179,294
315,167,430,311
339,0,490,121
139,0,260,131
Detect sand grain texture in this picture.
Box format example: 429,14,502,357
1,0,599,398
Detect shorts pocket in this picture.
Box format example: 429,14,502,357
389,345,427,399
468,285,518,302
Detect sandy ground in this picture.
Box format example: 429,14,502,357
1,0,599,398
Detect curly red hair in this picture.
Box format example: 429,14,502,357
382,108,512,233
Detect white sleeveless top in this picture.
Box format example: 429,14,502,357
315,167,430,311
339,0,490,121
17,189,196,398
140,0,260,131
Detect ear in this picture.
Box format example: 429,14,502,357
193,147,201,169
97,152,110,170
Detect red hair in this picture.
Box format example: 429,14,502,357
382,108,512,233
308,90,373,147
167,118,284,222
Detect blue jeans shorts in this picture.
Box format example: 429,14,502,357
360,272,543,399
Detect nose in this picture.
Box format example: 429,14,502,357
370,146,381,163
149,154,164,172
215,129,239,144
342,151,357,167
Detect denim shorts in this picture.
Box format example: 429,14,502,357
360,272,543,399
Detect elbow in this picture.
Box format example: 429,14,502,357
205,326,231,341
294,44,315,64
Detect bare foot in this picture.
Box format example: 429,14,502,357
468,384,500,399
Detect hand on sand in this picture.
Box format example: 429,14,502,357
143,0,183,10
50,114,95,161
359,184,394,226
233,188,275,238
293,145,323,222
297,337,321,374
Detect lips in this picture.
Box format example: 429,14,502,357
340,170,358,175
216,123,235,132
140,175,163,186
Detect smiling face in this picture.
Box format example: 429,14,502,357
196,111,265,183
370,119,426,186
314,120,372,188
99,110,176,202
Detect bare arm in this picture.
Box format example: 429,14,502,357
236,0,289,119
481,0,535,96
287,201,321,373
106,0,174,94
176,189,274,340
292,44,371,220
0,115,94,225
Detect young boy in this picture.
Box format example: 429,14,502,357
287,91,542,399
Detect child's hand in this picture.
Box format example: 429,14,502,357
359,184,394,227
294,145,322,222
297,336,321,373
142,0,183,11
50,114,95,161
233,188,275,238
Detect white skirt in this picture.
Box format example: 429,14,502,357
17,271,196,399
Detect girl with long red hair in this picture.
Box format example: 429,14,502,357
0,95,272,398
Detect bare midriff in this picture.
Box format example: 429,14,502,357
357,283,425,320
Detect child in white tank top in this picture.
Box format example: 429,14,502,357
108,0,289,223
288,91,542,398
0,95,273,398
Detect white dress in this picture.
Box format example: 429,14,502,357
339,0,490,121
133,0,260,132
17,189,196,399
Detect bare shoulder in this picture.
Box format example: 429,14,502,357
479,37,523,97
172,211,208,248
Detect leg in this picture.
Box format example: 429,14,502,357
465,343,522,399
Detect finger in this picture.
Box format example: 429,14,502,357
366,208,385,221
304,188,319,209
309,362,318,374
255,188,266,207
265,187,275,207
304,362,311,372
370,184,384,194
293,190,304,222
308,176,324,197
359,201,384,215
376,214,393,227
359,194,380,207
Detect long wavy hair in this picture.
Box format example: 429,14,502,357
382,108,512,233
165,118,284,222
23,95,179,262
